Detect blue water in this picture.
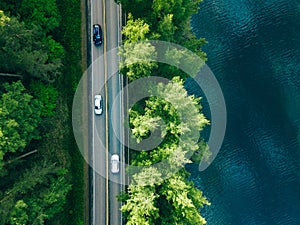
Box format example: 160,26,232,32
189,0,300,224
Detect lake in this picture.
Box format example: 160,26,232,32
189,0,300,224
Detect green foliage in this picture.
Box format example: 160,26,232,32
119,42,157,81
0,0,83,223
0,163,71,224
164,47,205,78
122,185,159,225
0,10,9,27
122,170,209,225
130,77,209,164
152,0,202,32
0,0,22,17
119,1,210,224
44,36,65,62
0,17,62,82
124,78,210,224
157,14,176,41
10,200,29,225
122,13,150,43
0,163,56,223
30,81,58,118
117,0,153,20
54,0,85,223
159,174,209,225
118,0,207,81
25,170,71,223
56,0,83,97
0,81,42,164
19,0,61,32
120,14,158,81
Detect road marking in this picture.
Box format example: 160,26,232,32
90,0,96,224
102,0,109,225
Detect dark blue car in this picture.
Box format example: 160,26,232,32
93,24,102,46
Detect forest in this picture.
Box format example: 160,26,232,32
0,0,84,224
0,0,210,224
117,0,211,224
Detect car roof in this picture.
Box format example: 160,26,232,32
111,154,119,160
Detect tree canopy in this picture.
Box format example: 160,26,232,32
0,81,42,167
122,77,210,224
1,164,71,225
120,14,158,81
0,12,62,82
0,1,76,223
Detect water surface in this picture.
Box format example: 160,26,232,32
189,0,300,224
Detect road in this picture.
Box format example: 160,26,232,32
89,0,123,225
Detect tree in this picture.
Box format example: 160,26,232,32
0,163,56,224
129,77,209,166
157,46,205,80
19,0,61,32
0,81,42,168
0,163,71,224
119,42,157,81
157,14,176,41
121,168,161,224
24,169,72,224
122,170,209,225
0,16,62,82
0,10,10,27
152,0,203,30
116,0,153,20
122,13,150,44
29,81,58,118
10,200,29,225
159,174,209,225
120,14,158,81
123,77,210,224
117,1,211,224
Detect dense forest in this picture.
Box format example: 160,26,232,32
1,0,210,223
117,0,211,224
0,0,84,224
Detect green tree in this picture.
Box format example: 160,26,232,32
157,46,205,80
122,170,209,225
123,77,210,224
0,10,10,27
0,81,42,167
122,13,150,44
152,0,202,31
23,169,72,224
159,174,209,225
130,77,209,165
29,81,58,118
120,14,157,81
157,14,176,41
0,163,56,224
19,0,61,32
0,17,62,82
121,168,162,224
0,163,71,225
10,200,29,225
119,42,157,81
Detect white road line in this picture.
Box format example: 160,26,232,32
91,0,96,224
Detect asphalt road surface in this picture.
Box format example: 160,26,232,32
89,0,123,224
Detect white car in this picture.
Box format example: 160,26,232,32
111,154,119,173
94,95,103,115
